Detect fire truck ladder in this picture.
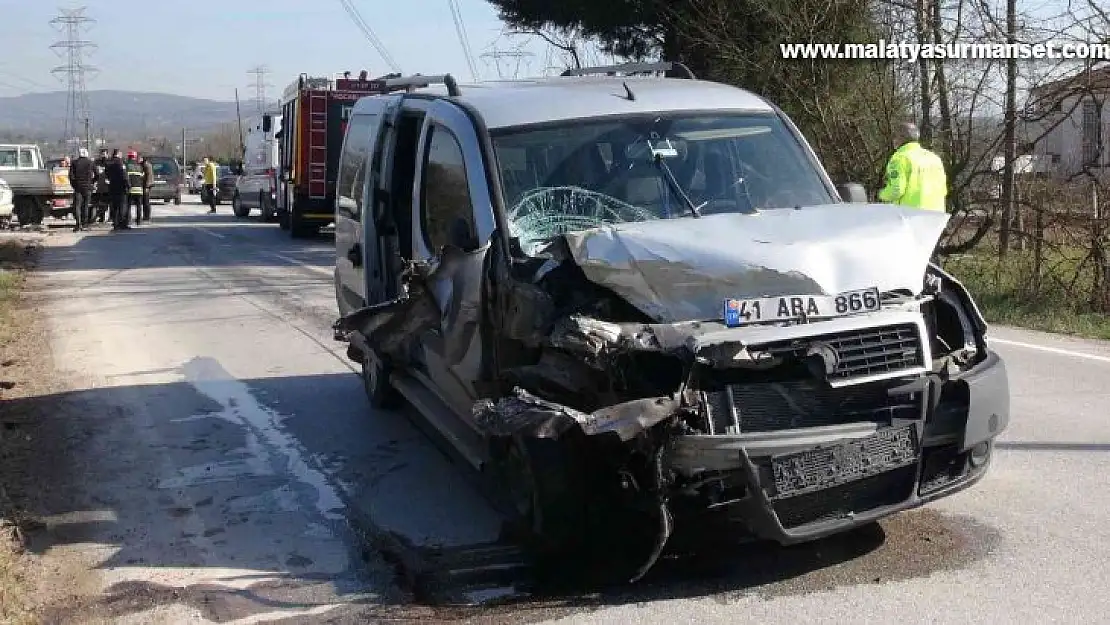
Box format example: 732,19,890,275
307,90,329,200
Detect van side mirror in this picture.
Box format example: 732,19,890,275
837,182,868,203
262,115,272,133
448,217,480,253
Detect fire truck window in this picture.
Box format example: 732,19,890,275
421,124,475,254
337,113,377,220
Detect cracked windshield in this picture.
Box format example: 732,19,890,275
495,114,834,254
0,0,1106,623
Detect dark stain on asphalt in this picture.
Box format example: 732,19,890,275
303,508,1001,624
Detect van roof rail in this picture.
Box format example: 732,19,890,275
560,61,696,80
382,73,462,96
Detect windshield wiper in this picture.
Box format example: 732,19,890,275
652,153,702,218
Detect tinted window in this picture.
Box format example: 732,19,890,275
0,148,16,167
337,113,378,219
420,125,475,253
18,149,34,168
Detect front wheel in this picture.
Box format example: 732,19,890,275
361,350,402,409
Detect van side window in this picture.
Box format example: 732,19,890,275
337,113,377,220
420,124,475,253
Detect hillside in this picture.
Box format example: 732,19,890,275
0,90,241,139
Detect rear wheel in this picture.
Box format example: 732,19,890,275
232,193,249,218
260,191,276,222
14,198,43,226
288,210,316,238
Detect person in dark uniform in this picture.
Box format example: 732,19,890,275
69,148,95,232
93,148,110,223
104,149,130,230
140,155,154,222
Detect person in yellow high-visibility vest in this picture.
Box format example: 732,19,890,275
878,122,948,212
202,157,219,214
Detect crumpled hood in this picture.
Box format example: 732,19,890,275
560,203,950,323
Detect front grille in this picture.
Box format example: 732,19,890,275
705,378,923,433
772,465,916,528
756,323,925,382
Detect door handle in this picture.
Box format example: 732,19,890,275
347,243,362,267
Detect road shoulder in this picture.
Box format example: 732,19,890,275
0,234,101,622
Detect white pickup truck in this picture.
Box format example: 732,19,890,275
0,144,74,226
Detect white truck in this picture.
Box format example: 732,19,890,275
0,144,74,226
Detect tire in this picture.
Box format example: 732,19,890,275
14,198,43,226
232,193,249,218
361,350,402,409
259,191,276,222
278,184,292,230
288,208,316,238
501,435,588,567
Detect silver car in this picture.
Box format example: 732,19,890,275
332,64,1010,583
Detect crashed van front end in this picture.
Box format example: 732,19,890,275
339,203,1010,581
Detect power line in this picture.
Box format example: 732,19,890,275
447,0,479,82
247,65,272,115
336,0,401,73
480,46,534,80
0,67,51,92
49,6,97,150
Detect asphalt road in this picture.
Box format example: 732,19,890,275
27,196,1110,623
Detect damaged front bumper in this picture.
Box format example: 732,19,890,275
669,348,1009,544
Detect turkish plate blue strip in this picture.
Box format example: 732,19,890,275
722,287,881,327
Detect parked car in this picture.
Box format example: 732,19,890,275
216,166,238,203
198,166,238,205
0,178,14,226
144,156,183,205
331,65,1011,583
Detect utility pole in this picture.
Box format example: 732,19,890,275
50,7,97,152
999,0,1017,257
247,65,272,115
182,127,187,166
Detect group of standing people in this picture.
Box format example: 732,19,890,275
67,148,155,232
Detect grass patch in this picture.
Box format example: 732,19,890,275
943,246,1110,341
0,238,36,624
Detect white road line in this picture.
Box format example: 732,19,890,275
266,252,334,279
989,336,1110,364
196,227,226,239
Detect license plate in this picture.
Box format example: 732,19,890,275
723,287,881,327
770,424,919,499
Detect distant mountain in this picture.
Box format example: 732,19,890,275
0,90,241,138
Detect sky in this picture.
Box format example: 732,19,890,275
0,0,594,101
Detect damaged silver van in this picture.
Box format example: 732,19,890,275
332,63,1010,582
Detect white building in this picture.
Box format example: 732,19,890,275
1024,65,1110,177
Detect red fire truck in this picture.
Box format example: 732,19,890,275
275,73,394,238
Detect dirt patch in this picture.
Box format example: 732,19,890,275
0,235,99,622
